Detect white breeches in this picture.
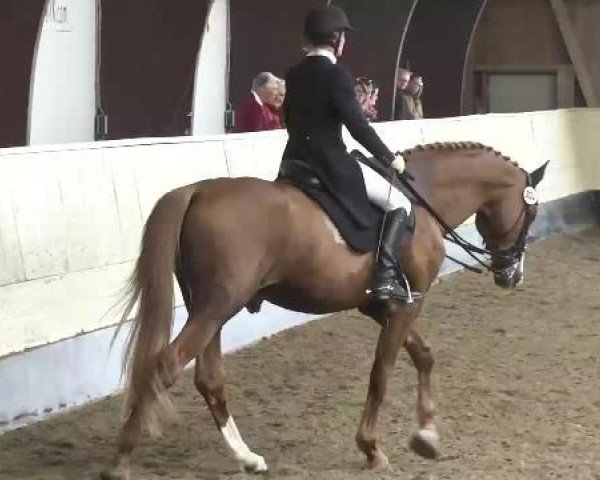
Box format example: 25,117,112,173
356,160,412,213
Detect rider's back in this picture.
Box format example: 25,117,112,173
283,56,346,156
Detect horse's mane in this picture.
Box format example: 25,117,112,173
402,141,519,168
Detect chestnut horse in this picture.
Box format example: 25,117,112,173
102,142,547,479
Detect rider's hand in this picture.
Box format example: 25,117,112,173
391,153,406,174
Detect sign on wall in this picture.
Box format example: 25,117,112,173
44,0,73,32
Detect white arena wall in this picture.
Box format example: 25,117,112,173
0,108,599,430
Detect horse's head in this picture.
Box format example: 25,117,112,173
475,161,549,288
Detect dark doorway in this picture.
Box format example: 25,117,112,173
229,0,417,122
99,0,210,140
0,0,47,148
400,0,488,118
229,0,320,110
338,0,417,121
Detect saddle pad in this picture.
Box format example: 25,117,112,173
294,181,384,253
281,150,394,253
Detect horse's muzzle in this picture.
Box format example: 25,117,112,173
493,254,524,289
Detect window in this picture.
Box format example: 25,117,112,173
488,73,557,113
472,65,576,114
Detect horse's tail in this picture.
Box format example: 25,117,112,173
115,184,196,434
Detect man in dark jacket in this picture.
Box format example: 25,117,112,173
280,4,421,303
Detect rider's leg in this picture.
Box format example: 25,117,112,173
356,161,422,302
357,160,412,212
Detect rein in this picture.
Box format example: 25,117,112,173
392,159,535,276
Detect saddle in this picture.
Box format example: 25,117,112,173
279,150,392,253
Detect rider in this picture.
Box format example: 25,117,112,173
280,4,422,303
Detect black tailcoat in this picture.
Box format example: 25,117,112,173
281,56,394,228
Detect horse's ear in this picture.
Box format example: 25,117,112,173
530,160,549,188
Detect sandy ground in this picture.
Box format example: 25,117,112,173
0,228,599,480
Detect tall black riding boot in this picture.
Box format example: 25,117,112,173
370,207,423,303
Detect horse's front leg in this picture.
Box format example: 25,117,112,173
356,303,419,469
404,329,441,459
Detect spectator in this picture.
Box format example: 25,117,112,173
393,67,412,120
396,67,411,92
395,73,424,120
365,84,379,122
265,78,286,129
234,72,280,133
354,77,369,109
354,77,378,121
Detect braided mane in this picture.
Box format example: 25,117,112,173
401,141,519,168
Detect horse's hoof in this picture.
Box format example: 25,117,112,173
241,452,268,474
367,451,390,470
409,427,441,459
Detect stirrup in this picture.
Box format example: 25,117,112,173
367,271,422,304
369,283,422,304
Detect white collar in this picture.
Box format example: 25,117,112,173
251,90,263,106
306,47,337,64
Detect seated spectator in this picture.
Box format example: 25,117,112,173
354,77,378,121
234,72,280,133
395,73,424,120
354,77,369,109
265,78,286,129
365,84,379,122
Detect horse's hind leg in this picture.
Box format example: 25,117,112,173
102,309,225,480
194,330,268,473
405,329,440,459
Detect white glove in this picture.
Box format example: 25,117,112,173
391,154,406,174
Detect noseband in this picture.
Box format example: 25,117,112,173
487,178,537,267
396,166,537,276
486,169,538,264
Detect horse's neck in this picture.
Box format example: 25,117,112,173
419,152,518,229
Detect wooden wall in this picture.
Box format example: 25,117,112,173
467,0,600,111
472,0,569,66
563,0,600,105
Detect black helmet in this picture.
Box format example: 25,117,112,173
304,4,355,43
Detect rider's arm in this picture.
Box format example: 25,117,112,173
331,65,395,167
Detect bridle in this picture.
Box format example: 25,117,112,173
395,164,537,276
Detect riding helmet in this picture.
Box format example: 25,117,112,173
304,4,355,43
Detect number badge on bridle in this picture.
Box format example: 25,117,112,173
523,186,538,205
